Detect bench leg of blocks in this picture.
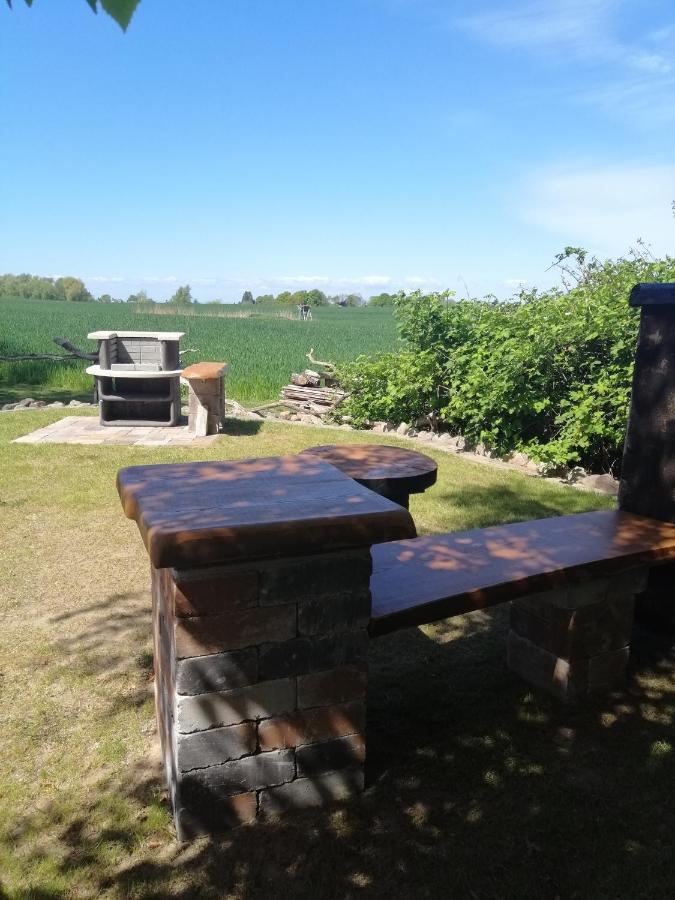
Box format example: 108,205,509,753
187,378,225,436
151,550,372,840
507,569,648,701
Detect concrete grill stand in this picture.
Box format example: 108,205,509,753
117,456,415,839
87,331,184,426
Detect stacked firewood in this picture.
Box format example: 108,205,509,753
279,351,346,418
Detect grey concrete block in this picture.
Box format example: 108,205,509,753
180,749,296,798
177,678,295,733
177,722,257,772
258,630,370,680
298,591,371,636
259,551,372,606
295,734,366,776
259,769,365,815
176,648,258,695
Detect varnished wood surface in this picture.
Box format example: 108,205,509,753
299,444,437,496
370,510,675,636
181,362,229,380
117,456,416,569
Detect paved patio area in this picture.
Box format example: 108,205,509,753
12,416,219,446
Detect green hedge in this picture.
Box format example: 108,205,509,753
338,248,675,473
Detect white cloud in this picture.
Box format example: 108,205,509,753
358,275,393,286
574,75,675,126
457,0,672,124
519,163,675,256
139,275,179,284
88,275,126,283
505,277,529,286
274,275,332,286
458,0,621,57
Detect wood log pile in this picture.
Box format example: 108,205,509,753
280,352,346,419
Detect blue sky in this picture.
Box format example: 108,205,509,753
1,0,674,301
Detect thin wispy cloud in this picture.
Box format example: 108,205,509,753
518,163,675,257
457,0,671,73
456,0,674,124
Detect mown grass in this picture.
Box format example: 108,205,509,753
2,412,674,899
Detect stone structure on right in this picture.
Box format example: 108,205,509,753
619,283,675,629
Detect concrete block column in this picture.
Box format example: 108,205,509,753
118,454,416,840
181,362,228,437
507,569,648,700
152,551,373,838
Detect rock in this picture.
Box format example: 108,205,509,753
383,422,398,433
1,403,16,411
580,473,619,495
276,410,292,420
16,398,34,408
567,466,588,483
435,433,453,445
507,451,530,467
68,399,83,407
339,423,353,430
396,422,411,436
30,400,46,408
371,421,387,434
299,413,324,426
48,401,65,408
416,431,433,442
289,414,301,422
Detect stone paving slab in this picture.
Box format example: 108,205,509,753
12,416,218,447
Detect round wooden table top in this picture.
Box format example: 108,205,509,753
299,444,438,496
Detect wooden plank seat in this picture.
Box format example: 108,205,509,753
370,510,675,637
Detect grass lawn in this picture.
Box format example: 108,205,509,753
1,411,673,899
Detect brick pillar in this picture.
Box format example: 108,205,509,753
152,549,372,840
507,569,647,701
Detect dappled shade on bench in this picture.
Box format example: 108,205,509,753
117,455,416,569
299,444,437,508
370,510,675,636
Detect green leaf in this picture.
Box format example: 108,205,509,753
100,0,140,30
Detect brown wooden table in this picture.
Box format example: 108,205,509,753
299,444,438,509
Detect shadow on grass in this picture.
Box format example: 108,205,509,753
5,597,675,899
220,417,263,437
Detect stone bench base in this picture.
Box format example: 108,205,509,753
507,569,648,701
152,548,373,840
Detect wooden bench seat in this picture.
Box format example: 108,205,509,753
370,510,675,637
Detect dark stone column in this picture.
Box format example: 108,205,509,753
619,283,675,629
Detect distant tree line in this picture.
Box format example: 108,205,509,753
0,273,94,303
241,289,399,307
0,274,200,307
0,273,402,308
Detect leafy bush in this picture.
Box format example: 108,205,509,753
338,246,675,473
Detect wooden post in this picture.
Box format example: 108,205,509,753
619,283,675,629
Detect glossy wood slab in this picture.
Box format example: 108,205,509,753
181,362,229,380
299,444,437,495
118,456,416,569
370,510,675,636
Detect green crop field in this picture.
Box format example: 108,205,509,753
0,297,398,404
